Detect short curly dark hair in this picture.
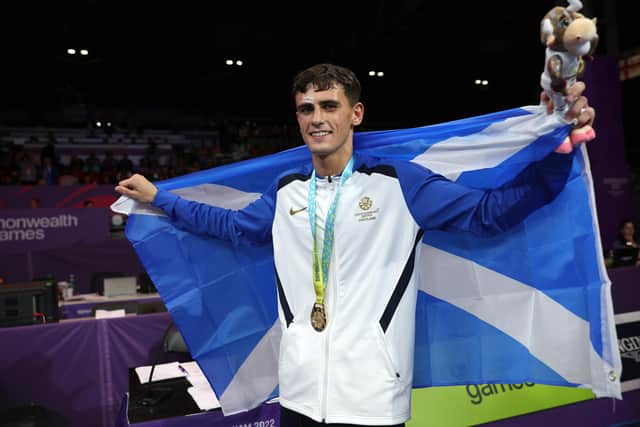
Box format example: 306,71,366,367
292,63,361,106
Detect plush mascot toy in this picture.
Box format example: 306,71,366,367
540,0,598,153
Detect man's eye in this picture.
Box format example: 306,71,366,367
298,106,313,114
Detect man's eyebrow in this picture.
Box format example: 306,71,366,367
296,103,314,111
319,100,340,106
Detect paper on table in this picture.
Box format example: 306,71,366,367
187,384,221,411
135,361,188,384
180,361,212,388
95,308,126,319
179,361,203,377
177,361,221,410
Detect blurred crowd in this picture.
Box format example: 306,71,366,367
0,120,300,185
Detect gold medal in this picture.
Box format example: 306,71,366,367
310,303,327,332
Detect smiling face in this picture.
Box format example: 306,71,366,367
295,83,364,162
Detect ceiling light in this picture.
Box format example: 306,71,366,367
67,49,76,55
96,121,102,127
225,59,233,65
377,71,384,77
474,79,481,85
80,49,89,56
368,71,375,76
482,80,488,85
236,60,243,66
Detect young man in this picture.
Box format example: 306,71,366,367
116,64,594,426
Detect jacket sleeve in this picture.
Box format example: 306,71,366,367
395,151,575,236
150,181,277,246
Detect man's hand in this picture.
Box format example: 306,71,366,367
541,81,596,152
115,174,158,203
540,82,595,130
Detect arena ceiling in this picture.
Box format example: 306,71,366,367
2,0,638,128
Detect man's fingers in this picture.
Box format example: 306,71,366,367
580,106,595,128
117,177,135,188
115,185,135,197
566,81,586,104
567,96,587,117
565,95,594,128
118,173,145,188
540,91,553,114
114,174,157,203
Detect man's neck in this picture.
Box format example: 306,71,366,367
312,147,353,177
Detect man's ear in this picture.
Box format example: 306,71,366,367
352,102,364,126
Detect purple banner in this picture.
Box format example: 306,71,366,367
0,208,110,255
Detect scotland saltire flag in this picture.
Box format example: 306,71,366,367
112,105,621,415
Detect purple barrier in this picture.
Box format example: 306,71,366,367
609,266,640,314
0,184,119,209
0,313,176,427
0,208,110,255
116,395,280,427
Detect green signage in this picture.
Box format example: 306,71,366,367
409,384,594,426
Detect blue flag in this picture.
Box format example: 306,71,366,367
112,105,621,415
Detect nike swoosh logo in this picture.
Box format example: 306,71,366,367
289,207,308,216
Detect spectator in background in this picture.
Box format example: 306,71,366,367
39,156,58,185
40,132,57,166
117,153,134,178
0,143,17,184
82,174,98,184
137,156,150,176
70,154,84,172
613,219,639,250
83,152,101,182
611,219,640,267
67,155,85,183
28,198,41,208
101,152,117,182
18,153,38,185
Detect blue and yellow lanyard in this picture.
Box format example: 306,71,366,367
308,156,355,306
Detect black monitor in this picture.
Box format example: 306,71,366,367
0,280,59,327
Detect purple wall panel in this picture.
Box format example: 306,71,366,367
583,56,640,250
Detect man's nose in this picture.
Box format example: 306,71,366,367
311,108,325,124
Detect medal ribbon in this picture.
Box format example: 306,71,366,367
308,156,355,305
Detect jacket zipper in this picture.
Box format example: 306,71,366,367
320,179,338,423
321,302,332,422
